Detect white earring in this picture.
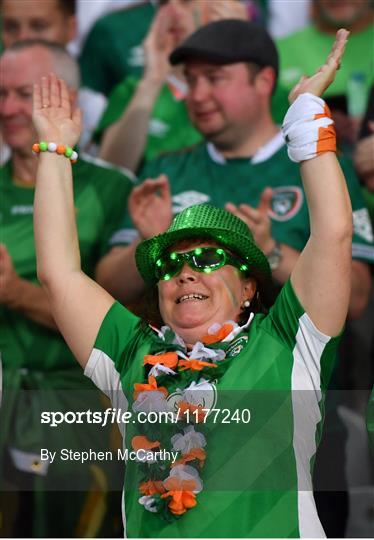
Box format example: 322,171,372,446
242,299,250,308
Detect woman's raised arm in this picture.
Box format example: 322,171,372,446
33,74,115,367
288,30,352,336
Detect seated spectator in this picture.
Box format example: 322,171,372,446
0,40,133,537
273,0,373,146
96,20,373,322
94,0,247,172
0,0,104,150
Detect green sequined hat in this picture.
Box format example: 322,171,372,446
135,204,271,284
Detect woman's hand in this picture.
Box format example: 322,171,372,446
33,73,81,147
289,29,349,103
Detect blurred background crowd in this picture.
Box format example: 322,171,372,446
0,0,373,538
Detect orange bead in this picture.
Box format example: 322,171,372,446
56,144,66,154
32,143,40,153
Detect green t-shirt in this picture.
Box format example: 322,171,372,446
94,76,202,169
0,155,134,372
85,280,340,537
272,24,374,123
79,2,155,96
110,135,374,263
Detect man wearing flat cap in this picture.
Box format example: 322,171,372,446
97,19,373,323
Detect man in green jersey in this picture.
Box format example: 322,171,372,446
96,20,373,320
0,40,133,536
93,0,247,173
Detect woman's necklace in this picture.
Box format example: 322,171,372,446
130,314,254,521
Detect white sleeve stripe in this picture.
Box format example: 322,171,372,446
84,348,128,436
298,312,331,344
291,313,328,537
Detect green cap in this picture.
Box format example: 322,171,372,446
135,204,271,284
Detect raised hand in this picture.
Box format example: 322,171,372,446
33,73,81,147
143,5,177,85
129,175,173,239
225,188,274,253
289,29,349,103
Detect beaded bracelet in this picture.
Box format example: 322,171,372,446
32,142,78,163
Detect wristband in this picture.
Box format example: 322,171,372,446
32,142,78,163
282,93,336,163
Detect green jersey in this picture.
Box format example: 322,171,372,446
79,2,155,96
0,155,134,372
272,24,374,123
110,135,374,263
94,76,202,169
86,279,341,537
0,156,133,535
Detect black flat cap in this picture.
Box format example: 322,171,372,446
169,19,278,77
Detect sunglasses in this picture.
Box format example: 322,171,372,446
155,247,249,281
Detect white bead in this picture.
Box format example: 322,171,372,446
47,142,57,152
71,151,78,161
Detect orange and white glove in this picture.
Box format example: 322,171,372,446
282,93,336,163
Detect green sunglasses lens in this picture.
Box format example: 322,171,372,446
190,248,226,271
155,253,183,280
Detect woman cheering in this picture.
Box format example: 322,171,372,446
33,29,350,538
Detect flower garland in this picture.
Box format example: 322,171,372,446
129,314,254,521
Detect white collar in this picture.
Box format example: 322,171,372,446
207,130,285,165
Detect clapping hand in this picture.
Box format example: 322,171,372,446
289,29,349,103
33,73,81,147
129,174,173,240
225,188,274,254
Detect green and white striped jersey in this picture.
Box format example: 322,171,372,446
85,280,341,538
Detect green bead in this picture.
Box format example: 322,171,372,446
39,141,48,151
64,147,73,158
